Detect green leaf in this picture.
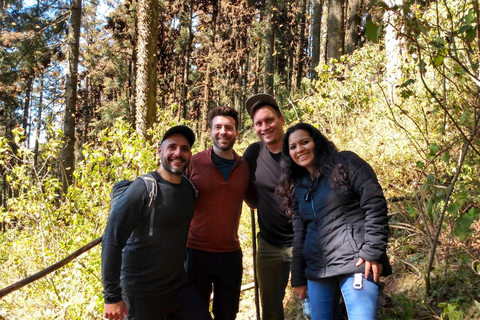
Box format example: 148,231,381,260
400,79,415,87
432,55,444,66
447,202,462,216
426,195,434,217
465,28,476,42
462,9,475,24
427,143,440,159
407,207,417,218
419,60,427,74
365,20,381,43
459,110,471,125
440,152,450,163
400,89,414,99
454,208,480,241
416,161,424,169
458,25,472,33
426,174,435,185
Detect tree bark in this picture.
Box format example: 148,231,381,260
199,0,218,149
326,0,344,60
129,10,138,128
200,62,212,149
181,0,194,120
62,0,82,192
310,0,322,78
135,0,159,138
34,76,44,168
345,0,362,54
22,75,33,142
320,0,329,63
296,0,307,89
264,0,276,94
384,0,403,102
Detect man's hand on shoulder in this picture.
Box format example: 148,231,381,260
104,300,129,320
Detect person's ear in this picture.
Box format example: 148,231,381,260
157,143,162,157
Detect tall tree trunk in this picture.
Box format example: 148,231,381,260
345,0,362,54
34,76,44,168
296,0,307,89
476,0,480,81
181,0,194,120
254,38,260,94
124,1,137,126
288,53,293,92
310,0,322,78
62,0,82,192
200,59,212,150
320,0,329,64
128,1,138,127
135,0,159,138
129,47,137,126
326,0,344,60
384,0,403,102
22,75,33,149
238,59,245,129
264,0,276,94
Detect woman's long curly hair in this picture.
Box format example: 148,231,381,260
276,123,345,217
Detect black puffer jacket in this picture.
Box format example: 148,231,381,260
290,151,391,287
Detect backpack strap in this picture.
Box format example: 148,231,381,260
139,174,157,236
137,174,196,237
183,175,198,202
140,174,157,206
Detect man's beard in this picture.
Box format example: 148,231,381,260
212,137,235,152
162,156,190,175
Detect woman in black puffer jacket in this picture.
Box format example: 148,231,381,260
276,123,391,320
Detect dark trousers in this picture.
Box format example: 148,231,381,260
256,233,306,320
123,280,212,320
186,248,243,320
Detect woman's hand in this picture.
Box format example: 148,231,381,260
356,257,383,282
294,285,308,300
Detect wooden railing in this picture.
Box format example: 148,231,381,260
0,236,103,298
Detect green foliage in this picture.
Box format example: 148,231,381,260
0,119,168,319
453,208,480,241
290,44,418,201
365,20,382,43
2,0,480,319
439,302,464,320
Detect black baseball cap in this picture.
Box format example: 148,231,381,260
161,125,195,147
245,93,281,118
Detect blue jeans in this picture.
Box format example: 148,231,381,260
307,274,379,320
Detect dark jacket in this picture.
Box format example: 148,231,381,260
291,151,391,287
102,171,195,303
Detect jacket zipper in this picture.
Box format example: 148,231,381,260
311,193,327,276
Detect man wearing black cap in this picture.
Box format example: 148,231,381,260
244,95,305,320
102,125,212,320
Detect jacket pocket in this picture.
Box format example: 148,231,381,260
346,224,360,253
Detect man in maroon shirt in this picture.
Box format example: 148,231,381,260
185,106,250,320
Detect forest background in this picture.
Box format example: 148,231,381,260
1,0,480,318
